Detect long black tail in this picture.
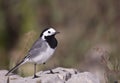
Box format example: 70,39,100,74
5,59,26,76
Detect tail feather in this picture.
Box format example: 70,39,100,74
5,59,26,76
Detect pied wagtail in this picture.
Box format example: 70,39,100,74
5,28,60,78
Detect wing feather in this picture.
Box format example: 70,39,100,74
26,38,47,59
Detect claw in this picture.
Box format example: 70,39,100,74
33,75,39,79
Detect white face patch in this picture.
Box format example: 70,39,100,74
42,28,56,40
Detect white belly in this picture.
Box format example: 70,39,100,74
32,46,55,64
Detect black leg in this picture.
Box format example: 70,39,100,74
33,63,39,79
46,69,59,74
43,62,59,74
43,62,46,65
49,69,54,74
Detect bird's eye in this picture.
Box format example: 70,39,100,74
48,31,51,33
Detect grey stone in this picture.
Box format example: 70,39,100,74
66,72,100,83
1,67,100,83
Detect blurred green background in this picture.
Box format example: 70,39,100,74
0,0,120,82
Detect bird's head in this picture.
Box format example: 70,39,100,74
40,28,59,40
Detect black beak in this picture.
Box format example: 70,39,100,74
55,31,60,35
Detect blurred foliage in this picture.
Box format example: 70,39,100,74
0,0,120,82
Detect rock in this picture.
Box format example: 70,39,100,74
0,70,22,83
1,67,100,83
66,72,100,83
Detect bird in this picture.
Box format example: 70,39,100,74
5,28,60,78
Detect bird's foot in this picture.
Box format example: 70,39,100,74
50,69,54,74
33,75,39,79
47,69,59,74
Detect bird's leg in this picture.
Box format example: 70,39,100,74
43,62,46,65
43,63,54,74
49,69,54,74
33,63,39,79
43,63,59,74
47,69,59,74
